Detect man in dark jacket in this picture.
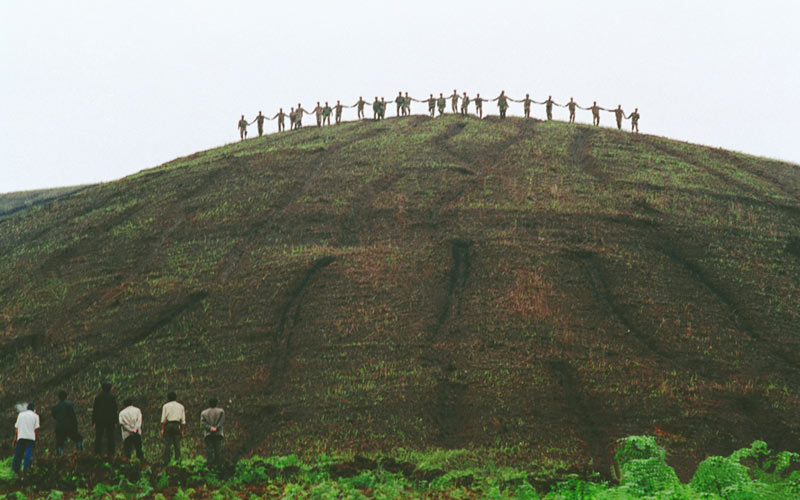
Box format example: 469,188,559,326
92,381,117,456
52,390,83,456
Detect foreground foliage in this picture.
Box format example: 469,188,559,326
1,436,798,499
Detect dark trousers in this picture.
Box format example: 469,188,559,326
123,434,144,459
55,427,83,454
205,434,223,467
163,421,182,463
12,439,35,472
95,424,115,455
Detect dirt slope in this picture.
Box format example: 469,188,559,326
1,115,798,479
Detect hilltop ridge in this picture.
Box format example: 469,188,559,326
1,115,799,479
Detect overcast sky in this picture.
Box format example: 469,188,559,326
2,0,799,194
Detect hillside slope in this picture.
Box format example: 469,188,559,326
1,116,799,478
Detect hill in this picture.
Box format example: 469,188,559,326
0,185,93,220
1,115,798,479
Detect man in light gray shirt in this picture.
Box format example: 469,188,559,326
119,398,143,460
200,397,225,468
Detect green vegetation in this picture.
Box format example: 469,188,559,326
2,437,799,498
1,115,798,487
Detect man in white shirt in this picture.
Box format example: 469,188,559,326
12,403,40,475
160,391,186,464
119,398,143,460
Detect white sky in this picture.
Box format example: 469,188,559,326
2,0,799,193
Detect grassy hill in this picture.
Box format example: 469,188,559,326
1,115,798,480
0,185,92,220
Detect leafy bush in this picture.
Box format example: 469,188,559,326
614,435,666,466
690,456,751,495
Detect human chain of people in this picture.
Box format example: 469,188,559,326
237,90,640,140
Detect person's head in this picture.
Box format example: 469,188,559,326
325,101,328,106
27,403,35,411
280,107,283,112
618,104,622,109
290,107,294,111
240,114,244,119
453,89,457,93
398,91,402,95
570,97,574,102
429,93,433,97
593,101,597,105
124,398,133,407
337,100,340,104
463,91,467,96
549,95,552,99
405,92,409,96
167,391,177,402
258,111,262,115
208,397,218,408
58,390,67,401
101,381,112,393
526,93,530,98
501,90,505,95
477,93,480,97
635,108,639,112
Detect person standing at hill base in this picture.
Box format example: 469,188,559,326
161,392,186,464
52,390,83,456
237,115,248,140
565,98,578,123
492,91,509,118
272,108,287,132
460,92,470,115
609,105,625,129
92,381,117,456
627,108,640,133
201,398,225,468
474,93,485,118
12,403,39,476
119,398,143,460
